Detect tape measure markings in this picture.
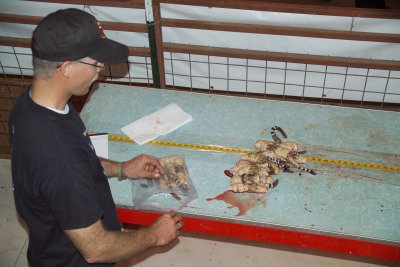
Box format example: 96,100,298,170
308,157,399,172
106,134,399,172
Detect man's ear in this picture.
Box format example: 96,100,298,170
57,61,73,78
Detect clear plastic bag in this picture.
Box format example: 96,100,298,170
130,155,198,212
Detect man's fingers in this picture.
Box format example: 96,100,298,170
143,155,163,174
143,164,162,178
165,210,176,218
176,221,183,230
166,211,181,221
155,163,163,174
172,213,183,231
141,156,164,176
159,212,179,221
174,215,182,223
144,164,154,172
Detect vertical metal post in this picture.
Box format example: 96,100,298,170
360,68,370,107
189,53,193,91
381,70,391,110
302,64,308,102
144,0,162,88
264,60,268,97
245,58,248,95
147,21,160,88
321,65,328,103
227,58,230,94
170,52,175,88
282,62,287,100
208,55,211,93
341,66,349,104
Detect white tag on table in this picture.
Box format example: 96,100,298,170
121,103,193,145
89,133,109,159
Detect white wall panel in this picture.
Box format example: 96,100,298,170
0,0,146,23
0,0,398,104
0,0,148,46
161,4,353,30
162,28,400,61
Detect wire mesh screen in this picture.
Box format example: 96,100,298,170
164,52,400,110
1,44,400,157
0,45,154,107
102,56,153,87
0,44,153,157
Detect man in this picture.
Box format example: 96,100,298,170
9,8,183,266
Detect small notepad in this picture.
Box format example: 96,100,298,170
89,133,109,158
121,103,193,145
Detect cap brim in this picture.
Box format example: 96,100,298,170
89,38,129,64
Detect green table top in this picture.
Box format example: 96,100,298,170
80,83,400,245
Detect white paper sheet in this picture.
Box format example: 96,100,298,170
121,103,193,145
90,134,109,159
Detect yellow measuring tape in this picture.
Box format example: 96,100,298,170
107,134,400,173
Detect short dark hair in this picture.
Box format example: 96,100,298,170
32,56,60,79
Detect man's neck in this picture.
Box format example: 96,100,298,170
31,78,70,110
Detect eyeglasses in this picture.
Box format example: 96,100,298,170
56,61,105,70
75,60,105,70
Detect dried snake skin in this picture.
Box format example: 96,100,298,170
159,156,189,190
227,126,315,193
228,154,278,193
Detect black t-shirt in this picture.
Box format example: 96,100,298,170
9,88,121,267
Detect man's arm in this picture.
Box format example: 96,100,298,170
65,211,182,263
99,157,118,177
99,154,163,179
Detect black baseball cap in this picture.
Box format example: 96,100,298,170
32,8,129,64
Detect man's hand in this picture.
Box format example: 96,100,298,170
123,154,164,179
146,211,183,246
65,211,183,263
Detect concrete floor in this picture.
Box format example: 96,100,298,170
0,158,396,267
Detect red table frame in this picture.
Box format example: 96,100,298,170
117,208,400,262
